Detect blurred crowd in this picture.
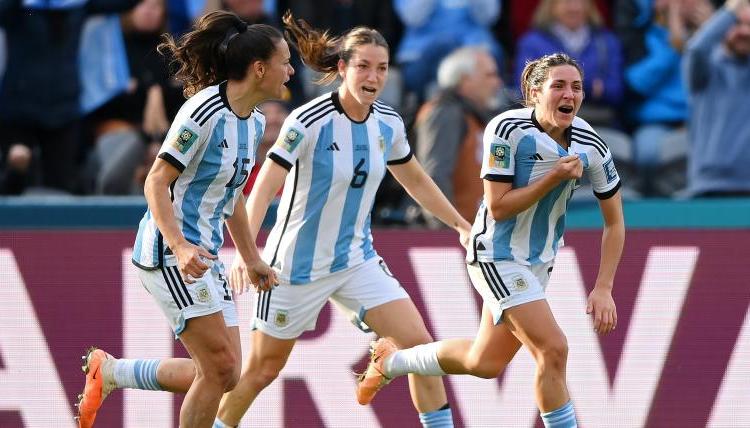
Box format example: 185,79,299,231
1,0,749,224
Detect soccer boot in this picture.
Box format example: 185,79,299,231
75,347,116,428
356,337,397,405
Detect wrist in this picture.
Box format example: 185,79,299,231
594,281,613,292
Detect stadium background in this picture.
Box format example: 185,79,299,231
1,197,749,427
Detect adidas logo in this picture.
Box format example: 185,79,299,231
529,153,543,160
218,139,229,148
326,142,341,151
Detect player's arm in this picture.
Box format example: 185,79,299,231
586,190,624,335
228,158,288,293
485,155,583,221
226,193,278,292
144,159,215,283
246,158,288,238
388,157,472,246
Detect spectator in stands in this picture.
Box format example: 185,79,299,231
0,0,138,195
515,0,624,129
394,0,503,101
615,0,713,196
242,99,289,195
414,46,504,227
85,0,184,194
683,0,750,196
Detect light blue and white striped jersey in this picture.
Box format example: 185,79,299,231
264,92,412,285
469,108,621,265
132,82,265,269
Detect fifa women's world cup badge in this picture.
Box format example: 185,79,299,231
489,142,510,168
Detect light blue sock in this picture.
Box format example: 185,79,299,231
113,359,163,391
213,418,233,428
541,401,577,428
419,404,453,428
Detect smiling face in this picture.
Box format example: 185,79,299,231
258,38,295,99
338,43,389,107
532,64,584,129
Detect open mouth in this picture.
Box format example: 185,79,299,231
558,106,574,114
362,86,377,95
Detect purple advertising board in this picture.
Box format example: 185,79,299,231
0,229,748,427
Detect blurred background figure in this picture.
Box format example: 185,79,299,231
84,0,184,195
615,0,714,197
242,99,289,196
394,0,504,103
0,0,138,195
411,46,505,227
515,0,624,129
683,0,750,196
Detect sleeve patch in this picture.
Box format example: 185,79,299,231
171,126,198,154
277,127,304,153
489,143,511,168
603,158,617,183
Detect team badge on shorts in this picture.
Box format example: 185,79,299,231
171,126,198,154
513,276,528,291
278,128,304,153
489,143,510,168
196,284,212,303
274,310,289,327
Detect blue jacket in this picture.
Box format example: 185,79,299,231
0,0,137,127
394,0,502,64
514,27,624,107
683,8,750,195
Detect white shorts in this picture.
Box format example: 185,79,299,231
467,260,554,325
252,257,409,339
135,261,238,336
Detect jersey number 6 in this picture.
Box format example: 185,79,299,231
350,158,368,188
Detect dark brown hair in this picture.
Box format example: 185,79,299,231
281,10,388,85
158,11,283,97
520,53,583,107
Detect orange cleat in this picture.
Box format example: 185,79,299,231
75,347,115,428
355,338,398,405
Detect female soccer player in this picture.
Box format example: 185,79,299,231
75,11,293,428
356,53,625,428
213,11,472,428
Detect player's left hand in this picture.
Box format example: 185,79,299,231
246,259,278,292
586,286,617,335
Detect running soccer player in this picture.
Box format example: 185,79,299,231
356,53,625,428
75,11,293,428
212,11,472,428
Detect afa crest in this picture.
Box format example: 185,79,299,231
195,284,212,303
275,310,289,327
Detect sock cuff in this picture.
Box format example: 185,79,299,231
419,406,453,428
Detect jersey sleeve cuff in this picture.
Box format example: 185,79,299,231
158,152,185,173
594,180,621,200
387,150,413,165
269,152,293,171
484,174,514,182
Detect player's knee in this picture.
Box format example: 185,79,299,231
243,358,283,389
537,336,568,374
208,348,239,387
465,356,505,379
